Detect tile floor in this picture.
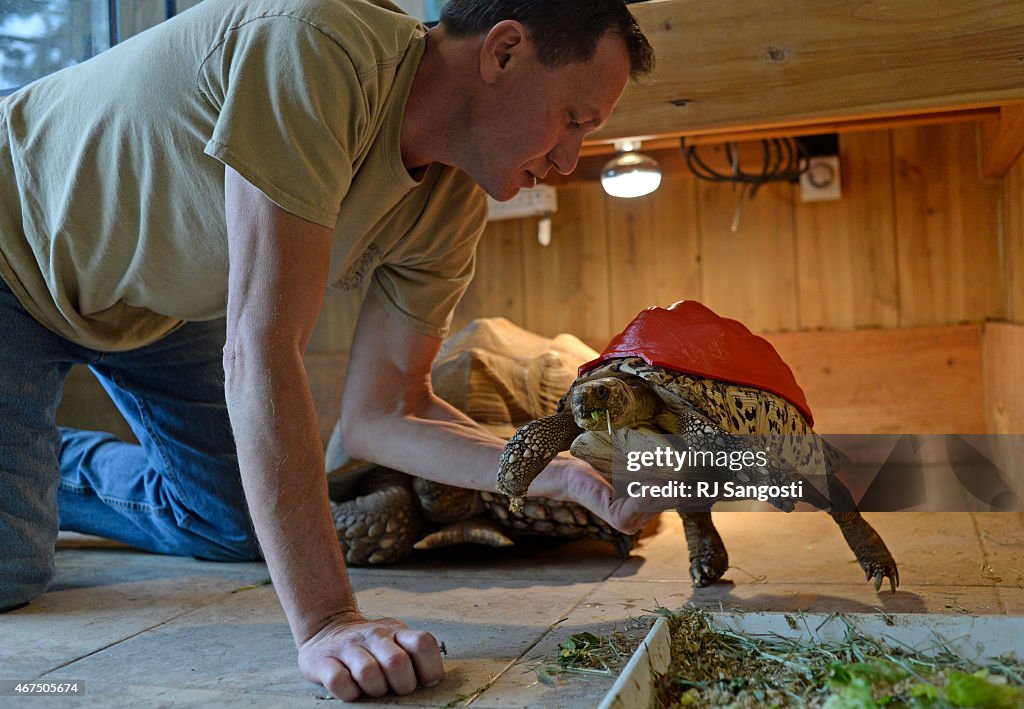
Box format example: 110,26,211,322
2,510,1022,708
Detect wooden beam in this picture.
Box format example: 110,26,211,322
554,141,774,187
592,0,1024,146
980,103,1024,179
681,107,997,146
581,107,998,156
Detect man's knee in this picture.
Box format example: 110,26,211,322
0,555,54,611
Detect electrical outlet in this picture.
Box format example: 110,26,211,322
486,185,558,221
800,155,842,202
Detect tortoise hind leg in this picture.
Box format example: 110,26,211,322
679,508,729,587
826,476,899,593
330,470,422,565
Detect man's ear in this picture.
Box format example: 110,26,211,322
479,20,529,84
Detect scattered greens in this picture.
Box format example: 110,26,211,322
546,607,1024,708
535,618,650,688
655,608,1024,708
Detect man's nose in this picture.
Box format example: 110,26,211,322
549,135,584,176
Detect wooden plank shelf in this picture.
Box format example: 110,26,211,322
587,0,1024,175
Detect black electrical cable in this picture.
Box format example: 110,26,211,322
684,138,809,231
684,138,808,198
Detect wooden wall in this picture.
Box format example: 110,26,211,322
296,121,1024,437
1003,137,1024,325
771,325,985,435
982,323,1024,483
312,123,1006,352
59,122,1024,439
441,123,1005,346
984,323,1024,435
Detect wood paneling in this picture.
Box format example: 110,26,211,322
769,326,985,435
697,180,798,332
259,125,1016,442
1003,149,1024,324
306,328,992,440
307,125,1008,348
593,0,1024,146
980,104,1024,180
452,219,526,333
64,14,1017,451
306,124,1007,349
303,329,991,440
893,123,1003,326
520,183,612,343
57,353,350,451
307,326,992,437
56,325,992,444
604,174,701,329
305,351,349,446
308,286,366,353
983,323,1024,435
794,131,900,329
981,323,1024,492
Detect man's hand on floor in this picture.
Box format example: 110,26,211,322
298,611,444,700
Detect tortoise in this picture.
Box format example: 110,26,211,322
327,463,631,565
325,318,634,566
497,301,899,592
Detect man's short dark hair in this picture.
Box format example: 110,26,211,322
439,0,655,80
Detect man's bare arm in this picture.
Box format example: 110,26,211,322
222,168,443,700
340,291,654,533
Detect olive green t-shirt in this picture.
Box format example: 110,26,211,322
0,0,486,350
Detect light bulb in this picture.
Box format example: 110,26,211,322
601,151,662,198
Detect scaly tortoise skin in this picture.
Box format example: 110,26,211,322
329,471,631,566
326,317,639,566
497,355,899,593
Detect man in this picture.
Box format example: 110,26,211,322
0,0,654,700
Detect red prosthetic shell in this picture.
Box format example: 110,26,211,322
579,301,814,425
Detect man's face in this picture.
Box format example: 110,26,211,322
465,31,632,201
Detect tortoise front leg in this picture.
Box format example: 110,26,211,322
679,509,729,587
826,476,899,593
497,411,582,513
831,511,899,593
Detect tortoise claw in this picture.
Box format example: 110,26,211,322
833,512,899,594
681,513,729,588
863,561,899,594
689,556,728,587
690,563,710,587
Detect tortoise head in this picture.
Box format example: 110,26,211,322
572,376,656,431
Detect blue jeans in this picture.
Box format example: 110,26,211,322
0,279,260,610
